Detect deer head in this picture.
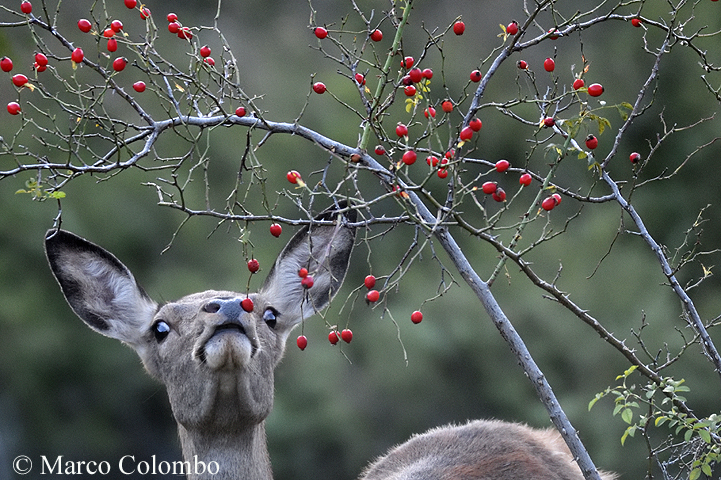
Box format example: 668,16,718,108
45,204,356,480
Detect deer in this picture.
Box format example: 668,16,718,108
45,203,615,480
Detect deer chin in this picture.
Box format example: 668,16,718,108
200,323,257,370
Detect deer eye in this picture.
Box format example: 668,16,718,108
263,308,278,329
152,320,171,342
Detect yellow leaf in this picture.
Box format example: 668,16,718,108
499,23,507,33
72,61,78,70
174,83,185,92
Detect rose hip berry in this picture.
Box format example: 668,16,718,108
200,45,211,58
34,53,47,67
111,20,123,32
7,102,21,115
631,18,642,27
544,58,555,72
366,289,380,303
402,150,417,165
492,188,507,202
341,329,353,343
296,335,308,350
408,67,423,83
298,267,309,278
235,106,246,117
370,29,383,41
241,297,254,312
71,48,84,64
312,82,326,94
20,1,32,14
495,159,510,172
286,170,302,184
374,145,385,155
400,56,414,69
0,57,12,72
422,68,433,79
481,181,497,194
140,7,151,19
354,73,366,85
301,275,314,289
453,21,465,35
103,28,115,38
269,223,282,237
112,57,128,72
573,78,585,90
543,117,555,128
178,27,193,40
460,126,474,141
437,168,448,179
107,38,118,52
77,18,92,33
585,134,598,149
517,60,528,70
469,118,482,132
168,22,180,34
587,83,604,97
364,275,376,289
441,100,453,113
519,172,532,186
404,85,416,96
470,70,482,82
328,331,340,345
411,311,423,324
247,259,260,273
124,0,137,8
426,155,439,167
395,123,408,137
506,21,519,36
314,26,328,39
629,152,641,164
166,12,178,22
12,74,28,87
133,81,146,92
541,196,557,211
424,106,436,119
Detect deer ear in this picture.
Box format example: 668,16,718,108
260,203,356,329
45,230,158,348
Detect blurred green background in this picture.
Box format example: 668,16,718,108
1,0,721,479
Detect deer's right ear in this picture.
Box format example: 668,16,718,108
45,230,158,348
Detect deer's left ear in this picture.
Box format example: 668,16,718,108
45,229,158,348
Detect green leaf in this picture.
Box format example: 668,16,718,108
690,467,701,480
702,463,713,476
622,408,634,425
698,429,711,444
655,416,669,427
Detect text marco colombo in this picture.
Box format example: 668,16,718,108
16,454,220,476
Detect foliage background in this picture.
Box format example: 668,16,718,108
0,0,720,479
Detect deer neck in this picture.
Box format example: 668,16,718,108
178,422,272,480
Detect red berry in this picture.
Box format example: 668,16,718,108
469,118,482,132
235,106,246,117
7,102,21,115
552,193,562,205
404,85,416,96
544,57,555,72
341,329,353,343
296,335,308,350
0,57,12,72
460,126,474,141
269,223,282,237
328,331,340,345
112,57,127,72
366,289,380,303
201,56,213,66
492,188,506,202
401,75,413,86
408,67,423,83
587,83,604,97
287,170,301,184
314,26,328,39
541,196,556,211
374,145,385,155
312,82,326,94
631,18,642,27
370,29,383,41
178,27,193,40
470,69,482,82
11,74,28,87
241,297,254,312
453,21,465,35
424,106,436,119
573,78,585,90
298,267,309,278
422,68,433,79
411,311,423,324
364,275,376,289
437,168,448,179
629,152,641,164
247,259,260,273
166,13,178,23
133,81,146,92
481,181,497,195
445,149,455,159
71,48,84,64
20,1,32,14
33,62,45,72
354,73,366,85
585,134,598,149
140,7,151,19
168,22,180,34
200,45,212,58
111,20,123,32
402,150,417,165
34,52,48,66
301,275,314,289
506,21,519,36
426,155,439,167
124,0,137,8
395,123,408,137
517,60,528,70
103,28,115,38
401,56,414,69
548,28,560,40
543,117,555,128
519,173,532,186
107,38,118,52
441,100,453,113
495,159,510,172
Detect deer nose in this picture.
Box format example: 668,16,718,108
202,299,243,320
